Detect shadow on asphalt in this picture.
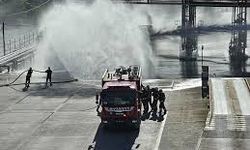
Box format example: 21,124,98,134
89,124,140,150
141,111,166,122
14,83,101,99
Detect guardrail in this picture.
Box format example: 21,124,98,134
119,0,250,7
0,31,38,57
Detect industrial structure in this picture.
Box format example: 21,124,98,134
180,0,198,61
229,0,248,74
125,0,250,61
2,0,250,73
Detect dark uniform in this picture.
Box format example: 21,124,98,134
152,87,159,113
159,89,167,115
45,67,52,87
25,67,33,88
96,95,101,116
141,88,149,114
145,85,152,111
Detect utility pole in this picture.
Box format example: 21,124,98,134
2,22,6,56
201,45,209,99
228,0,247,75
201,45,204,66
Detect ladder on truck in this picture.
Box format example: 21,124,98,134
102,65,142,87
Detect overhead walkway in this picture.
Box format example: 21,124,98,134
118,0,250,7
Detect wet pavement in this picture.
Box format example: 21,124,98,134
200,78,250,150
0,72,175,150
159,87,209,150
1,71,250,150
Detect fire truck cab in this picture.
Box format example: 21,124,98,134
96,66,142,129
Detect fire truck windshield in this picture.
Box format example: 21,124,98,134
101,90,136,106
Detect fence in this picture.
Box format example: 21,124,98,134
0,31,38,57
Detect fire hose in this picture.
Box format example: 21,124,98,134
0,69,101,113
0,69,78,87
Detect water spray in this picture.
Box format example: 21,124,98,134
36,0,156,79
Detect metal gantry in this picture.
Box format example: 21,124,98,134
229,0,248,74
122,0,250,7
180,0,198,61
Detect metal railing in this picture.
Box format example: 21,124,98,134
0,31,37,57
119,0,250,7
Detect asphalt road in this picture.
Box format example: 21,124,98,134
200,78,250,150
0,73,176,150
1,72,249,150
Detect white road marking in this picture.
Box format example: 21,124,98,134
153,111,168,150
205,112,215,131
171,79,201,91
233,79,250,115
154,84,173,150
211,78,229,115
195,129,204,150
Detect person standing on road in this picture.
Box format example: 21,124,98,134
159,89,167,115
96,94,101,116
151,87,159,115
141,87,149,114
45,67,52,87
145,85,152,111
25,67,33,88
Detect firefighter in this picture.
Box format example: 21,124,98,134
96,94,101,116
159,89,167,115
25,67,33,88
141,87,149,114
145,85,152,111
151,87,159,115
45,67,52,87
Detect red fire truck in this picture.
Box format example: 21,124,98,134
96,66,142,129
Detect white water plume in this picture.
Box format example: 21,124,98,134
36,0,155,79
